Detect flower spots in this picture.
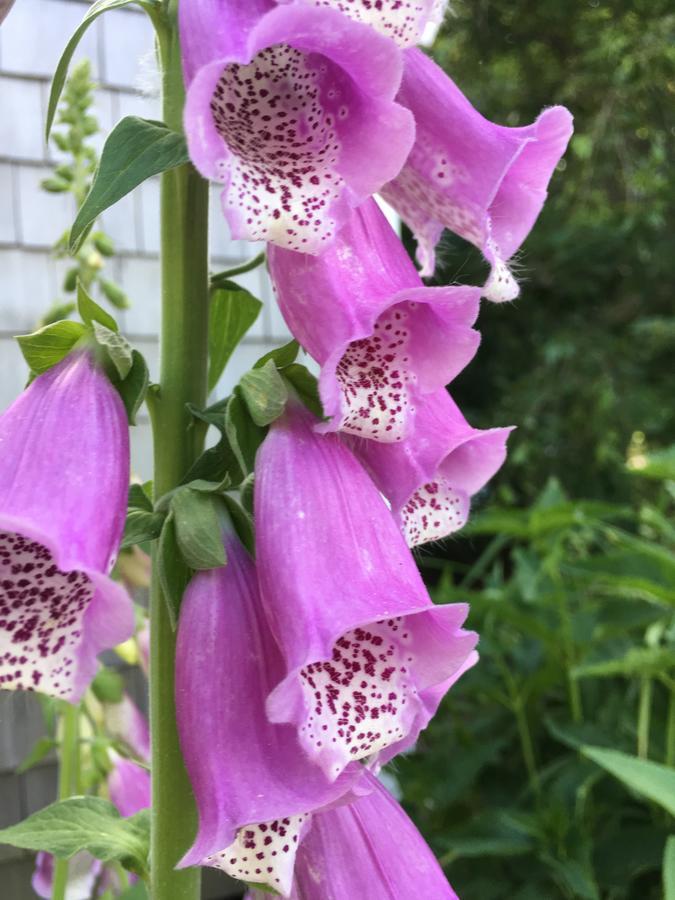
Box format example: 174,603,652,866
210,44,348,252
482,252,519,303
206,814,308,896
298,0,434,47
401,480,467,547
298,618,417,779
336,304,416,442
0,532,93,698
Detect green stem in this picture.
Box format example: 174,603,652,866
666,686,675,769
637,676,653,759
513,698,542,802
149,5,208,899
52,702,80,900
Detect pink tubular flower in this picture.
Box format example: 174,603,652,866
175,517,364,896
0,353,133,701
381,48,574,297
32,851,104,900
179,0,415,252
354,388,513,547
267,199,480,442
247,771,458,899
272,0,447,48
108,754,151,818
255,402,478,783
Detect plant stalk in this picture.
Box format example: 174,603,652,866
637,675,652,759
52,702,81,900
150,3,209,898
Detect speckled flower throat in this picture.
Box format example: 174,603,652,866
302,0,433,45
0,532,93,697
206,814,308,896
210,44,351,251
402,480,466,548
336,304,416,442
298,618,418,779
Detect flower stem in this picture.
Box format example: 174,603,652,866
637,676,653,759
150,3,209,898
666,686,675,769
52,702,80,900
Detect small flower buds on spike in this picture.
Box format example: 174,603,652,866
255,402,477,782
175,518,363,895
354,388,513,547
180,1,414,252
381,48,573,294
247,771,459,899
0,353,133,701
267,199,480,442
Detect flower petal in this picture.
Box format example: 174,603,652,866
108,755,151,818
268,199,480,441
381,48,573,290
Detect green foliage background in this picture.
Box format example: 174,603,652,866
395,3,675,898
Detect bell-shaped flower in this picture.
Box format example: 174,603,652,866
175,515,365,896
267,199,480,442
107,753,151,818
380,48,574,297
179,0,415,252
255,402,478,784
32,851,105,900
247,770,458,899
0,353,133,701
355,388,513,547
272,0,448,48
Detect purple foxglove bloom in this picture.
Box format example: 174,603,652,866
267,199,480,442
107,753,151,818
175,520,363,896
255,403,478,783
0,353,133,701
354,388,513,547
272,0,448,48
179,1,414,252
32,851,103,900
103,693,150,762
381,48,574,297
247,770,458,899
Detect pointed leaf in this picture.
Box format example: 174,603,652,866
239,359,288,427
128,483,153,512
254,339,299,370
171,488,227,570
664,836,675,900
16,737,57,774
16,321,86,374
581,746,675,816
70,117,189,251
110,349,150,424
282,363,324,419
225,391,266,476
121,508,165,550
157,512,190,629
77,281,118,331
208,285,262,392
93,322,133,379
0,798,150,877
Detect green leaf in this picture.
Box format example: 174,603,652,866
240,472,255,515
581,746,675,815
157,512,190,629
282,363,324,419
46,1,158,140
239,359,288,427
128,483,153,512
171,488,227,570
208,285,262,392
121,508,164,550
16,737,57,774
222,494,255,557
211,251,266,285
225,391,266,476
16,321,86,374
112,349,150,425
254,339,299,370
77,280,118,331
91,667,124,703
664,836,675,900
99,278,131,310
119,884,149,900
0,797,150,877
70,117,190,252
572,647,675,680
93,322,133,379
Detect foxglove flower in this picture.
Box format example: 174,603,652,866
103,693,150,761
0,353,133,701
108,754,151,818
355,388,513,547
32,852,104,900
180,1,415,252
273,0,448,48
176,517,364,896
381,48,573,296
256,402,478,783
247,770,458,899
267,199,480,442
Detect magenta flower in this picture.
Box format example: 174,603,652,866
108,754,151,818
255,402,478,783
380,48,573,296
179,1,414,252
354,388,513,547
32,851,104,900
272,0,447,47
247,771,458,899
175,518,364,896
0,353,133,701
267,199,480,442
